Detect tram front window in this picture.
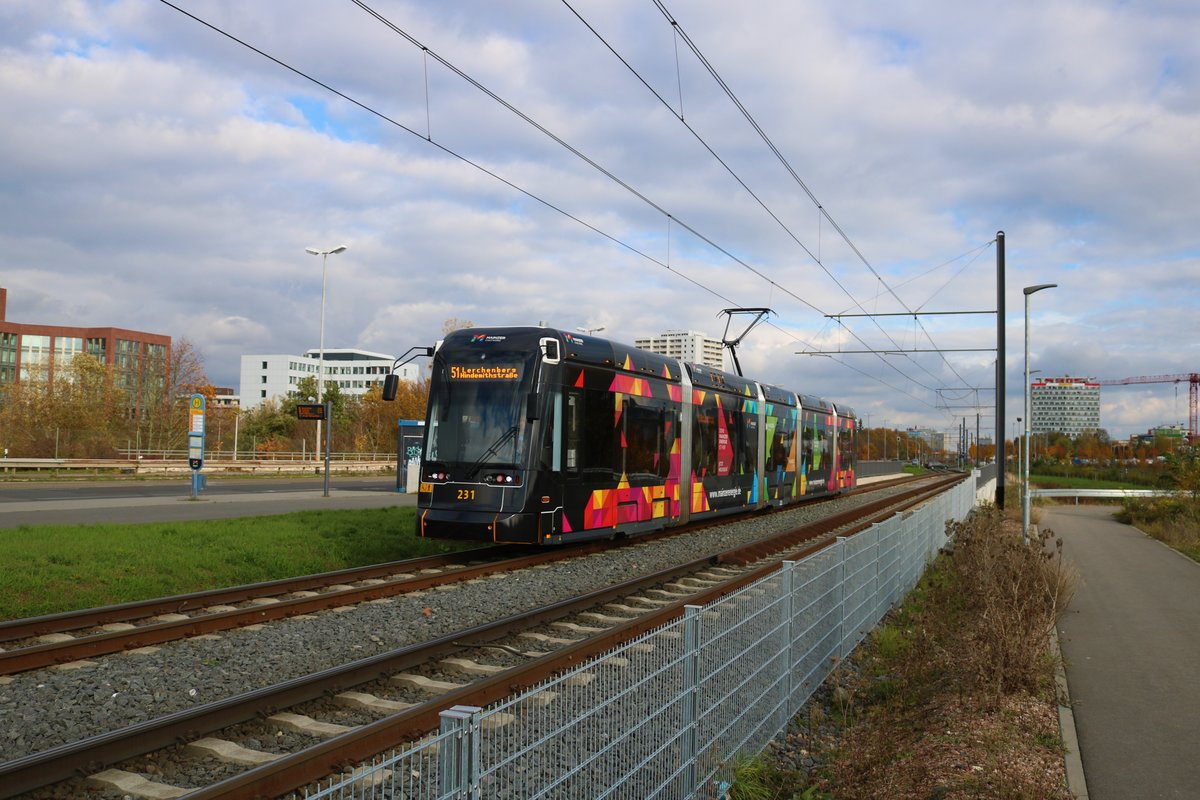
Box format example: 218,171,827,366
427,358,531,469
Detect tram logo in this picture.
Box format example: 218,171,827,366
470,334,507,343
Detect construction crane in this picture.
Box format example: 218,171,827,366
1096,373,1199,444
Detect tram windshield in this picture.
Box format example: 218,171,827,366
426,352,536,470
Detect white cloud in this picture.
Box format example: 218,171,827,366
0,0,1196,440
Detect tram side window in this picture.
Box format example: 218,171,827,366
623,396,672,480
821,421,834,468
838,422,854,467
565,387,618,480
724,406,745,477
801,414,816,469
692,407,717,477
694,394,748,478
768,415,794,471
741,407,758,475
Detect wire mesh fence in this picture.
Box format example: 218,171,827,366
304,476,979,799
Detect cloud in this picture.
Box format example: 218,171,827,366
0,0,1196,441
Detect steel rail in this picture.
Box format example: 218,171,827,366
0,542,606,675
0,473,960,799
0,478,913,674
0,546,520,642
187,474,963,800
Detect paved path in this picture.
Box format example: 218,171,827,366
1046,505,1200,800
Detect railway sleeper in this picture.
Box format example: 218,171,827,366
551,621,607,634
267,711,354,738
334,690,416,714
185,736,281,766
440,657,506,676
519,631,580,646
88,768,188,800
625,595,674,606
392,672,466,693
578,611,635,625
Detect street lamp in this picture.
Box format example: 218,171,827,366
305,244,347,497
576,326,605,335
1023,283,1056,544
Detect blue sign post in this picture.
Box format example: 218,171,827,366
188,393,206,499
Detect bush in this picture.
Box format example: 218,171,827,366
1116,496,1200,557
940,510,1078,696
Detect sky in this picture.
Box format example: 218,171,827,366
1,0,1197,443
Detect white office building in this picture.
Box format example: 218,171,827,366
1031,376,1101,438
634,330,725,369
239,348,420,410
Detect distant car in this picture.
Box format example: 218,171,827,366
925,461,946,469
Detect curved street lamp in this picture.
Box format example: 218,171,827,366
1023,283,1057,544
305,245,347,496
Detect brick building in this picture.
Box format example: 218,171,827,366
0,287,171,414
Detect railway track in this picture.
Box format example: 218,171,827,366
0,475,912,677
0,546,544,676
1,473,962,799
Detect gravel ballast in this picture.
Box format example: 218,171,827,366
0,482,920,764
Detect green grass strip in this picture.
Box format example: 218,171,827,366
1028,473,1145,490
0,507,471,621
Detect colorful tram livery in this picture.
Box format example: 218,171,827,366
415,327,856,544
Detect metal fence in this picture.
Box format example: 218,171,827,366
302,477,978,800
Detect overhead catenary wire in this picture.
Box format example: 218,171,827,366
158,0,971,413
343,0,960,401
645,0,980,391
563,0,979,405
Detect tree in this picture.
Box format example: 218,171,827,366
238,398,295,454
137,338,211,453
1165,447,1200,499
0,355,131,457
442,317,474,335
346,379,430,457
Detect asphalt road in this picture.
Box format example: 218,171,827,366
0,476,415,528
1048,505,1200,800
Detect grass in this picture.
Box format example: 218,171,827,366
1115,496,1200,562
1028,473,1144,490
0,507,473,620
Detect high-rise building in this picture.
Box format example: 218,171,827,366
1031,377,1101,437
0,287,170,414
239,348,421,410
634,330,725,369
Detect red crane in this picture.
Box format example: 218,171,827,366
1096,374,1199,444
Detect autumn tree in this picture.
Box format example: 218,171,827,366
0,355,130,457
137,338,211,453
238,398,295,454
1165,447,1200,499
346,379,430,455
442,318,474,335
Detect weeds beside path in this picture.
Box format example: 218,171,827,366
750,509,1078,800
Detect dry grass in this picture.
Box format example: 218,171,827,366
760,508,1079,800
1115,497,1200,562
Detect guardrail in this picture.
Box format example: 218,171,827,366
0,457,397,476
1029,488,1176,501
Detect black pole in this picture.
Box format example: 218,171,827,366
995,231,1006,507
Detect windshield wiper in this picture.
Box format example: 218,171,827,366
467,426,519,479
